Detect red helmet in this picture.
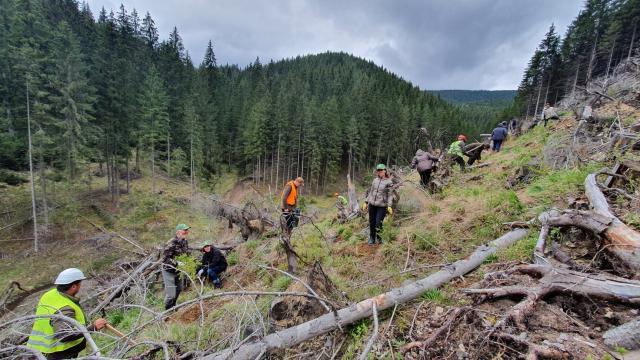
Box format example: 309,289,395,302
458,135,467,142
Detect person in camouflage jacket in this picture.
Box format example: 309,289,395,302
162,224,191,309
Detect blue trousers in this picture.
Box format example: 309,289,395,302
492,139,503,152
207,265,226,283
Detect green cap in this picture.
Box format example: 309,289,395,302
175,223,191,231
376,163,387,170
201,240,212,248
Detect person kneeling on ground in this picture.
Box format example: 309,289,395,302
362,163,394,245
410,149,439,188
447,135,467,171
465,142,490,166
27,268,107,359
197,241,227,289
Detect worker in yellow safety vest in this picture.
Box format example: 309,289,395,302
27,268,106,359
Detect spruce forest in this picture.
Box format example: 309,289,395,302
512,0,640,119
0,0,503,200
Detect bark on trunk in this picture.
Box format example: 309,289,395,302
204,229,528,360
584,174,640,274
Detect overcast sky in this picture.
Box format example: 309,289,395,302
86,0,584,90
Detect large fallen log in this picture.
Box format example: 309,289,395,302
603,318,640,350
584,173,640,274
204,228,528,360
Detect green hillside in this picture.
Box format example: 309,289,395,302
428,90,516,105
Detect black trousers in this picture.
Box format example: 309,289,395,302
452,156,465,171
282,211,296,234
418,169,432,187
368,205,387,242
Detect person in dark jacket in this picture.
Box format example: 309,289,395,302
197,241,227,288
162,223,191,309
491,122,508,152
464,143,490,166
362,164,394,245
410,149,439,188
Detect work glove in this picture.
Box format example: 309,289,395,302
361,203,368,211
197,269,204,277
386,207,393,215
176,261,185,267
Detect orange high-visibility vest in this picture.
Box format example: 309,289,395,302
281,180,298,207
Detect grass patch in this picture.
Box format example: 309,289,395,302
497,231,537,262
421,288,451,305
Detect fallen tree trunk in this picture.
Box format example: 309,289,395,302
584,173,640,274
208,198,273,240
204,228,528,360
603,318,640,350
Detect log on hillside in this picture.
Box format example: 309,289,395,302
204,229,528,360
604,318,640,350
584,173,640,274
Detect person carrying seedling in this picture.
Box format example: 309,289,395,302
161,223,191,309
280,177,304,235
27,268,107,359
447,135,467,171
362,164,394,245
196,241,227,289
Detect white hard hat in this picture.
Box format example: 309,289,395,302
54,268,86,285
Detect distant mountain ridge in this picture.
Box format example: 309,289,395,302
428,90,516,105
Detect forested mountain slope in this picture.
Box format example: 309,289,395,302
0,0,501,199
428,90,516,105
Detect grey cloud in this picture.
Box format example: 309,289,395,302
86,0,583,89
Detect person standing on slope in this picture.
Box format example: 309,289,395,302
491,122,508,152
162,223,191,310
27,268,107,359
410,149,439,188
280,177,304,235
362,164,394,245
447,135,467,171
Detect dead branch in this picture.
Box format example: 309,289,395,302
494,332,568,359
89,257,158,317
421,307,469,350
82,216,147,255
358,301,378,360
258,265,336,313
204,229,528,359
0,314,101,356
0,345,47,360
464,264,640,329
